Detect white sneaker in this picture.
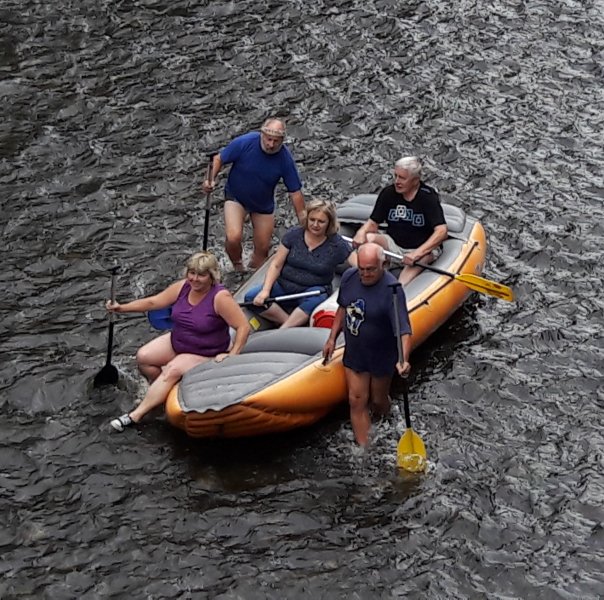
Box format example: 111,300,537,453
110,414,133,432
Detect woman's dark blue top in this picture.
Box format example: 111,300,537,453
278,227,350,294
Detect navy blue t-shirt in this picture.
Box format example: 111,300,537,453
338,268,412,377
220,132,302,214
278,227,350,294
370,182,446,248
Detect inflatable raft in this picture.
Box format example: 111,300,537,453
164,194,487,438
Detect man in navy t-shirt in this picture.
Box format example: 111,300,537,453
323,243,412,447
352,156,448,285
202,118,305,271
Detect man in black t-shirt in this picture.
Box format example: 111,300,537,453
352,156,448,285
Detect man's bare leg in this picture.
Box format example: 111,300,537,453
224,200,246,271
399,251,436,285
369,374,394,417
249,212,275,269
345,368,372,446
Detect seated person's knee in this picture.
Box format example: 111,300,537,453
299,289,329,316
161,362,184,381
136,347,151,365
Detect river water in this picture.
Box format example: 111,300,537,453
1,0,603,598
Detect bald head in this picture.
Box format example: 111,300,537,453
357,242,386,285
260,118,286,154
357,242,385,265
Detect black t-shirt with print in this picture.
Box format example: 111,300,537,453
369,183,446,249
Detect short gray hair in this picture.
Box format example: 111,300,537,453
260,118,286,138
394,156,422,178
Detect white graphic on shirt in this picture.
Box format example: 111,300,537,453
346,299,365,336
387,205,425,227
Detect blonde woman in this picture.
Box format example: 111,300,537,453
244,199,352,328
105,252,250,432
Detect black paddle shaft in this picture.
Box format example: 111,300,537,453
104,266,119,365
105,319,115,366
93,266,120,387
202,151,218,251
390,282,412,429
389,282,405,364
401,379,412,429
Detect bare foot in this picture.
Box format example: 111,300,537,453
249,255,268,270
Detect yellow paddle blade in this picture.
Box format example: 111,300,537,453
455,273,515,302
398,453,427,473
397,428,427,473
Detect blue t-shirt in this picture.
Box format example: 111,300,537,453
338,268,412,377
220,131,303,214
278,227,351,294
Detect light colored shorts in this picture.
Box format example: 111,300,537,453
381,234,443,262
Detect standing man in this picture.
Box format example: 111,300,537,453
352,156,448,285
323,243,412,447
202,118,305,271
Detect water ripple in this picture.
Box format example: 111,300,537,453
1,0,603,597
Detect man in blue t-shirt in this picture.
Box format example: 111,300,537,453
352,156,448,285
323,243,412,447
202,118,305,271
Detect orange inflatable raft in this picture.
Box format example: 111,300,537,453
165,195,487,438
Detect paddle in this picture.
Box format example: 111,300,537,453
147,289,325,331
390,282,427,472
397,380,427,472
202,152,218,251
342,236,514,301
238,289,323,308
93,266,120,388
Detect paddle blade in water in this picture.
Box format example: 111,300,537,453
397,452,427,473
93,364,119,388
456,274,515,302
397,428,427,472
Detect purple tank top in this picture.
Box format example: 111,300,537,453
170,282,231,356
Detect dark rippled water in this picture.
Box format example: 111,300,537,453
2,0,603,597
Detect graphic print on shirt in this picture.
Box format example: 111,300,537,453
388,205,425,227
345,298,366,336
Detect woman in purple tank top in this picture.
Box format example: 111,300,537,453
104,252,250,432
